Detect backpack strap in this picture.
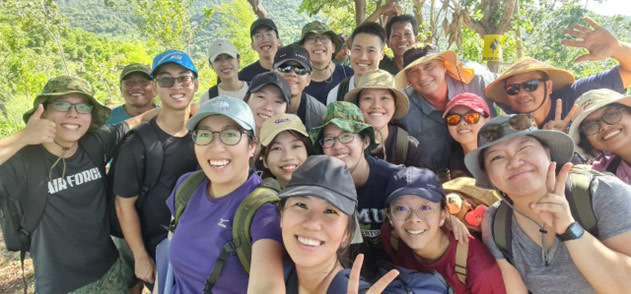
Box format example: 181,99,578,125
336,78,351,102
491,201,514,265
132,122,164,209
566,172,598,236
454,241,468,285
606,156,623,175
170,170,207,231
208,85,219,100
394,127,409,165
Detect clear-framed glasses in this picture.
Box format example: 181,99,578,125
389,204,439,221
154,76,195,88
304,34,332,45
580,107,624,136
320,133,356,149
253,31,276,43
505,79,545,96
49,101,93,114
192,128,249,146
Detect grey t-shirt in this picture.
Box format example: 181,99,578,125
0,124,127,294
481,174,631,294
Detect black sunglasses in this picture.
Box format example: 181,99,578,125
276,64,310,76
505,79,545,96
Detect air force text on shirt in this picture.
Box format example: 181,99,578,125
48,167,102,194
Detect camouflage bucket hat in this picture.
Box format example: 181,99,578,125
23,76,111,130
309,101,378,154
297,21,343,55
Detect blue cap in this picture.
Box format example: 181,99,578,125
186,96,257,136
385,167,445,205
151,49,198,78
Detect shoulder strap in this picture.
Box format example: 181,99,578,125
491,201,514,265
132,121,164,209
19,146,49,238
78,133,107,176
607,156,623,174
336,78,351,102
170,170,207,231
454,241,468,285
566,172,598,236
394,127,409,165
208,86,219,99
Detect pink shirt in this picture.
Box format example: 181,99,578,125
593,155,631,185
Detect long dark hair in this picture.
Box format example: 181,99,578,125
258,130,313,180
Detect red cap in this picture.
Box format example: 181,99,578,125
442,92,490,118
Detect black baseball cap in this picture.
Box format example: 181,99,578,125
385,167,445,205
248,72,292,105
274,44,312,72
250,18,278,38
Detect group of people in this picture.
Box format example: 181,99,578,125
1,9,630,294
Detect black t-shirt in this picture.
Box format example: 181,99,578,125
304,65,353,105
238,60,270,83
112,118,197,257
371,125,424,168
0,124,127,294
446,144,473,181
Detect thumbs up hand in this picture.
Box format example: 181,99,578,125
22,104,57,145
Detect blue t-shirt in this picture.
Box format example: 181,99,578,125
105,105,131,125
304,65,353,105
166,172,282,294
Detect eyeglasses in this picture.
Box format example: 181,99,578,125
320,133,356,148
253,31,276,43
276,64,310,76
154,76,195,88
478,114,534,143
122,80,151,88
445,112,483,126
389,204,439,221
192,128,249,146
580,107,624,136
49,101,94,114
304,35,331,45
505,79,545,96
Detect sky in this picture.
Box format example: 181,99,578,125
586,0,631,16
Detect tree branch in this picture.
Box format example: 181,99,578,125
496,0,517,34
247,0,268,19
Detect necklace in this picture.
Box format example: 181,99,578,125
312,61,334,84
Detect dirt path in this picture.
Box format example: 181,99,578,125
0,233,34,294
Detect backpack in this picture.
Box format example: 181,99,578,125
442,177,500,232
371,126,409,165
335,77,352,102
107,121,163,238
378,260,454,294
607,156,622,174
167,171,281,294
491,166,600,265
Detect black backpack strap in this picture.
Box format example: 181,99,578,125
132,121,164,209
606,156,623,175
208,85,219,100
394,127,409,165
336,78,351,102
492,201,514,265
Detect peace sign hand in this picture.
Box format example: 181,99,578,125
347,254,399,294
543,99,578,133
561,17,619,63
529,162,576,235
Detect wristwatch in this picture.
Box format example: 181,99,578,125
558,222,585,241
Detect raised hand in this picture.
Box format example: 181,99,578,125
529,162,575,235
348,254,399,294
561,17,620,63
543,99,578,132
22,104,56,145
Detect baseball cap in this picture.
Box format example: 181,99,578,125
259,113,308,147
186,96,256,136
250,18,278,38
442,92,491,118
151,49,198,78
385,167,445,205
120,63,152,82
208,39,239,63
274,45,312,72
248,72,292,104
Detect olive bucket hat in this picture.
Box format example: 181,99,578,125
309,101,378,154
23,75,111,130
344,69,410,120
464,114,574,189
296,21,343,55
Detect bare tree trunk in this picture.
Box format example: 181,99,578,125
247,0,268,18
514,0,523,59
412,0,426,31
355,0,367,26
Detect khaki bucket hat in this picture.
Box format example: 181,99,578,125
394,46,475,89
484,57,575,104
344,69,410,120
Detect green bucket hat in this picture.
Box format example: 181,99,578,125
297,21,343,55
309,101,378,154
23,76,111,130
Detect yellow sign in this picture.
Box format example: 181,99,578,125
483,35,503,61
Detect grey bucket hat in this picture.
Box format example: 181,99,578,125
464,114,575,189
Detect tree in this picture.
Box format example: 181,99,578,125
247,0,269,18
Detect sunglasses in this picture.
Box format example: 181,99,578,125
192,128,249,146
445,112,483,126
276,64,310,76
49,101,93,114
154,76,195,88
478,114,535,144
320,133,356,149
580,107,625,136
505,79,545,96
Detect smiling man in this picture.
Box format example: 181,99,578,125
238,18,282,83
106,63,157,125
379,14,419,75
200,39,249,103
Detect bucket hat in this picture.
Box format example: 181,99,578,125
464,114,574,189
484,57,575,104
442,92,491,118
385,167,445,205
186,96,256,136
569,88,631,157
260,113,308,147
23,75,111,130
344,69,410,120
151,49,198,78
296,21,343,55
309,102,378,154
120,63,152,82
394,45,475,89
